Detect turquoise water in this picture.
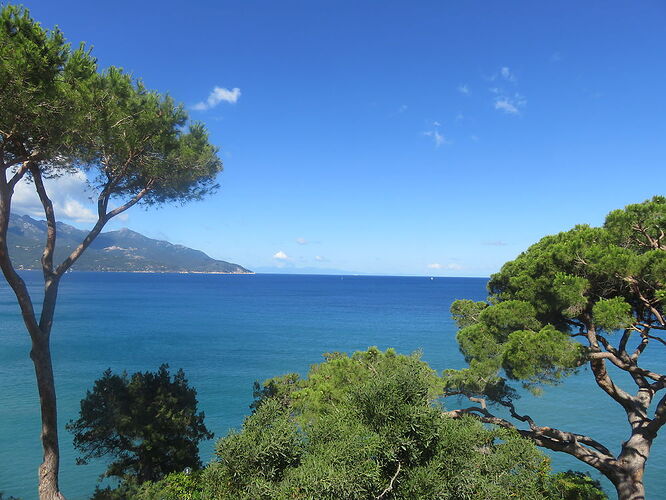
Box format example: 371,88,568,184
1,273,664,499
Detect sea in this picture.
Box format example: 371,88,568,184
1,272,664,499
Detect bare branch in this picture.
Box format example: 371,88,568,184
30,165,57,276
55,184,152,276
105,183,152,219
376,461,401,500
627,278,665,326
618,329,633,356
444,403,615,471
589,352,665,385
444,406,516,430
7,161,31,189
631,333,651,361
646,334,666,347
596,334,621,357
650,393,666,430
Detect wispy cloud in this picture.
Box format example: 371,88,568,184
193,86,241,111
550,52,562,62
494,93,526,115
482,240,507,246
296,237,308,245
500,66,517,82
423,130,447,147
494,98,519,114
423,121,449,148
487,66,526,114
315,255,327,262
457,84,470,95
428,262,463,270
273,250,290,260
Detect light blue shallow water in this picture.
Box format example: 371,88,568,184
0,272,664,499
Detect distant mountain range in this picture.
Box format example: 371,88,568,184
7,214,252,274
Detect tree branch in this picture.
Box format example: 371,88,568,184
55,184,152,276
589,352,665,385
376,461,401,500
618,329,633,357
7,161,31,189
30,165,57,276
646,334,666,347
445,398,617,476
584,320,640,413
627,278,665,326
649,393,666,433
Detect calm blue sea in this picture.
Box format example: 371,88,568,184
1,273,664,499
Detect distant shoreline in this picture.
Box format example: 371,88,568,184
16,269,255,275
13,269,491,278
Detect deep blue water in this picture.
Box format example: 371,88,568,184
1,273,664,499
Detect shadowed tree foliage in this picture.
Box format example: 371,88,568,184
445,196,666,500
66,365,213,484
0,5,222,498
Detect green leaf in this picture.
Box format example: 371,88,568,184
592,297,633,332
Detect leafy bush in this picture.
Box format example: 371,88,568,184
198,348,606,499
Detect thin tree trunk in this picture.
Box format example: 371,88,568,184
0,175,66,499
31,332,66,500
0,161,153,497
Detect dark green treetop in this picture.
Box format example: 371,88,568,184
66,365,213,483
445,196,666,500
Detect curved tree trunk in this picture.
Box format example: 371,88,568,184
31,332,66,500
608,431,651,500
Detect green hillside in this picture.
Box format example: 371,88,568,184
8,214,252,274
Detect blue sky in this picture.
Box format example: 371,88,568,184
13,0,666,276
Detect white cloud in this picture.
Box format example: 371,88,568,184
432,121,441,127
457,84,470,95
551,52,562,62
398,104,408,113
193,86,241,111
494,98,518,114
428,263,463,271
296,237,308,245
273,250,290,260
500,66,516,82
488,66,525,115
423,129,448,148
482,240,507,246
315,255,326,262
494,93,526,115
12,170,97,223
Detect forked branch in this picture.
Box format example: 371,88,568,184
30,164,57,276
55,182,153,276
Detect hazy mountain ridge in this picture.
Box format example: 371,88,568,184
8,214,252,274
